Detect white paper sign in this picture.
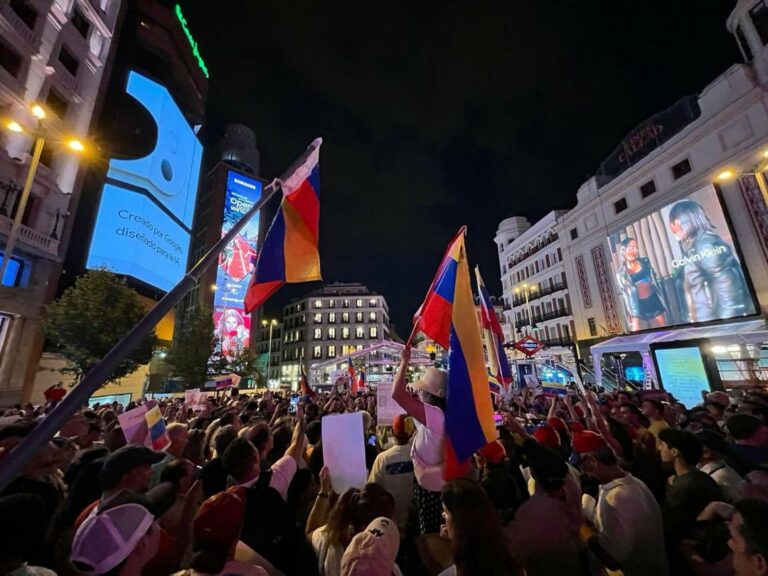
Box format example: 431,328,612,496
322,412,368,494
376,376,405,427
185,389,201,405
117,404,149,446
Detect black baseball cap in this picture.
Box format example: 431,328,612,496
99,445,165,487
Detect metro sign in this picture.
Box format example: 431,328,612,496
513,336,543,358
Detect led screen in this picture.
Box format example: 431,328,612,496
213,171,263,358
654,346,710,408
87,71,203,291
607,185,756,332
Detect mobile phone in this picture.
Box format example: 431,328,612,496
493,413,504,428
289,395,299,414
367,434,377,446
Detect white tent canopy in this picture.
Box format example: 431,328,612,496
590,319,768,389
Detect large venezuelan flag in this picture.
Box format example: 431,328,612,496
244,144,322,313
414,228,496,462
475,266,513,390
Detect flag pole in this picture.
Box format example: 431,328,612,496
0,138,323,492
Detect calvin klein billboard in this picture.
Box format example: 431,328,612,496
86,71,203,291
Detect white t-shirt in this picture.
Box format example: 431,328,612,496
311,525,344,576
589,473,668,576
698,460,743,502
411,403,445,491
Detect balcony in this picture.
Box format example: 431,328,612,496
540,337,574,348
511,281,567,307
1,1,38,47
0,213,60,257
516,307,572,328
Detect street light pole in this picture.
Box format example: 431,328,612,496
262,318,277,389
0,135,44,283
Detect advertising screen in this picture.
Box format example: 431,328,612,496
607,185,756,332
213,171,263,358
87,71,203,291
654,346,711,408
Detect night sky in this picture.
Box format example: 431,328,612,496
184,1,739,336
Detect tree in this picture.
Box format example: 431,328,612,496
167,306,217,389
227,345,262,379
46,269,156,384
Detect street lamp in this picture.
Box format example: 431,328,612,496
0,104,87,284
514,283,538,331
261,318,278,388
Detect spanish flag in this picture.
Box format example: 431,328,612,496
414,228,496,462
244,143,322,313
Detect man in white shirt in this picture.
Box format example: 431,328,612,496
695,429,743,502
369,415,414,534
572,430,668,576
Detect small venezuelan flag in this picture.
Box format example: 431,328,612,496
475,266,513,390
347,357,357,393
145,406,170,451
244,141,322,313
299,368,316,398
414,227,496,462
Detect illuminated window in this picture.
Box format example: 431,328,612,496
327,345,336,357
342,327,350,340
313,313,322,324
343,299,350,308
356,326,364,339
313,328,322,340
369,298,377,306
313,346,321,359
369,312,377,322
327,327,336,339
356,345,364,351
356,299,363,307
356,312,363,322
369,326,378,338
328,312,336,323
314,299,323,309
342,312,350,323
328,299,335,307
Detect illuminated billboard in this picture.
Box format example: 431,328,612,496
607,185,756,332
213,171,263,357
653,346,711,409
86,71,203,291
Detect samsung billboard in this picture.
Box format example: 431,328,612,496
213,170,263,357
86,71,203,291
607,185,757,332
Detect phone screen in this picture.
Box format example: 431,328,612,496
367,434,377,446
289,396,299,413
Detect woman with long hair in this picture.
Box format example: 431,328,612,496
615,237,667,331
440,479,523,576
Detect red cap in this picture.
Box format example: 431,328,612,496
477,440,506,464
195,490,246,549
547,417,567,432
392,414,409,437
568,422,585,433
571,431,608,454
533,426,560,450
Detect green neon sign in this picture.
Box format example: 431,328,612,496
175,4,209,79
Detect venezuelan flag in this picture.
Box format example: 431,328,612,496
145,406,170,451
414,228,496,462
244,143,322,313
475,267,513,390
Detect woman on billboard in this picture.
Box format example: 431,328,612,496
615,237,668,331
668,199,751,323
216,308,250,357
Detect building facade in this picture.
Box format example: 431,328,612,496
278,282,392,389
0,0,120,403
495,211,574,354
253,320,282,386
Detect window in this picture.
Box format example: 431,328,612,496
71,8,90,37
369,326,378,339
313,346,322,359
355,312,363,322
355,327,365,339
328,312,336,323
0,253,23,287
314,299,323,309
570,227,578,240
354,299,362,307
0,39,23,77
313,328,322,340
343,299,350,308
342,312,350,323
613,198,628,214
45,88,69,118
671,158,692,180
342,327,350,340
369,298,377,306
588,318,597,337
369,312,377,322
294,330,299,341
327,327,336,339
58,44,80,76
9,0,38,29
328,299,335,308
750,1,768,45
327,345,336,357
640,180,656,198
356,345,364,351
736,25,754,61
313,313,322,324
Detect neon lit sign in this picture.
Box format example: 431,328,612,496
175,4,209,79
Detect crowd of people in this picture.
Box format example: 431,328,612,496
1,347,768,575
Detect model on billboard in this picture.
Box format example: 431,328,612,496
668,199,751,323
615,237,667,331
215,308,250,357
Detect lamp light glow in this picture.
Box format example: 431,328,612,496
6,121,23,133
717,169,735,181
31,105,46,119
66,139,85,152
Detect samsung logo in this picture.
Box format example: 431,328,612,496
234,177,256,190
